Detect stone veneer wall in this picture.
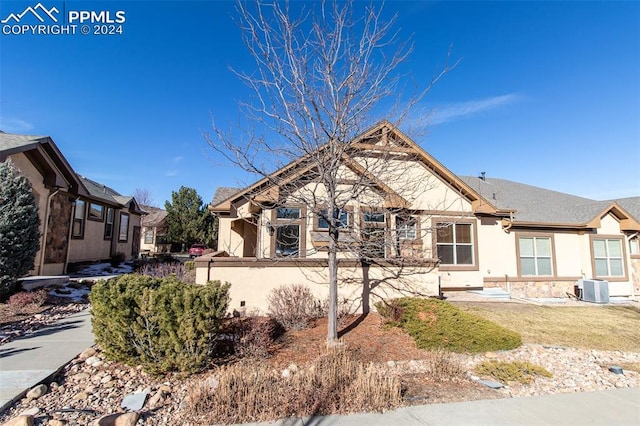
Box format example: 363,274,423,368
631,258,640,298
483,279,578,299
44,193,72,264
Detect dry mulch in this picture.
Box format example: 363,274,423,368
265,314,500,404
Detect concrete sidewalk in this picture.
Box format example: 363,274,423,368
242,387,640,426
0,309,94,413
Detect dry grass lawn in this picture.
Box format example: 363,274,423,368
452,302,640,352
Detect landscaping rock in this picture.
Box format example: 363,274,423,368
121,392,147,411
1,415,34,426
93,412,139,426
26,384,47,400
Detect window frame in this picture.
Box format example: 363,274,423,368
104,207,114,240
396,215,418,241
71,199,86,239
360,208,389,259
88,202,104,221
515,233,556,277
432,218,478,271
314,206,353,231
629,235,640,259
590,235,628,282
144,228,154,244
270,205,307,258
118,212,130,242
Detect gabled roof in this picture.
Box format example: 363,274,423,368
608,196,640,220
211,187,242,207
460,176,640,230
207,121,639,231
0,132,47,154
141,205,167,227
209,121,500,215
1,131,144,214
0,132,82,191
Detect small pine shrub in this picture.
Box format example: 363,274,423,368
475,360,552,384
8,289,47,308
267,284,319,330
0,160,41,300
90,274,230,374
376,297,522,353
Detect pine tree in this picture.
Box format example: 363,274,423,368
165,186,217,249
0,160,41,299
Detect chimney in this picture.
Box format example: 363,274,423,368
479,171,486,181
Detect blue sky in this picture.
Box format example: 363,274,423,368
1,1,638,207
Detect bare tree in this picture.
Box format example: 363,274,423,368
134,188,156,207
206,0,457,343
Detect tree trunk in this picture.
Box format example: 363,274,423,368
327,205,339,343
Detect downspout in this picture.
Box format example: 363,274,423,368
39,188,60,275
64,198,77,274
626,232,639,298
502,211,514,233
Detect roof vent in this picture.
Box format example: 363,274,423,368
479,171,486,181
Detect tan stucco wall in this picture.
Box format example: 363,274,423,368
67,208,142,262
196,258,440,314
68,218,112,262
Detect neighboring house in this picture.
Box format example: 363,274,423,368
140,205,171,254
195,121,640,314
0,132,144,275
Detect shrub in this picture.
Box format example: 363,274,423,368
0,160,40,301
139,260,193,282
475,360,552,384
228,316,283,359
8,289,47,308
109,252,126,268
267,284,320,330
376,297,522,353
185,347,402,424
425,348,464,381
90,274,230,374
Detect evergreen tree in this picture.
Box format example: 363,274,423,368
0,160,41,299
165,186,217,249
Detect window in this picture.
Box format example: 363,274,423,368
592,237,624,277
88,203,104,221
276,225,300,256
144,229,154,244
436,222,474,265
630,236,640,257
119,213,130,242
72,200,85,238
362,209,387,258
104,208,114,239
277,207,300,219
317,209,349,230
396,216,417,240
272,207,305,257
518,236,553,276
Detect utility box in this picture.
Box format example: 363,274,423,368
579,279,610,303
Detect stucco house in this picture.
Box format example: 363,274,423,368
195,121,640,313
140,205,171,254
0,132,144,276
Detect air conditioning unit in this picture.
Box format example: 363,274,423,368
579,279,609,303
